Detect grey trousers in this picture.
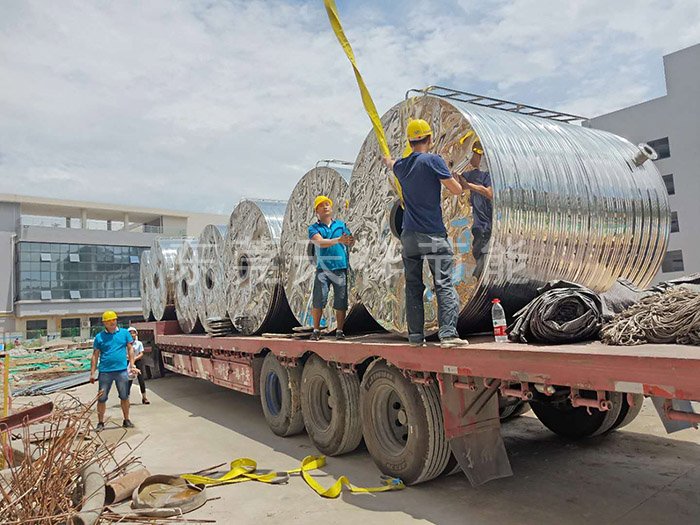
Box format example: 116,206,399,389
401,230,460,343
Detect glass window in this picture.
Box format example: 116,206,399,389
670,211,679,233
26,320,48,331
647,137,670,159
661,250,684,273
662,174,675,195
69,253,80,262
40,290,52,300
69,290,81,299
130,255,140,264
40,253,52,262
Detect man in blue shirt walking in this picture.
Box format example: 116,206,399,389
90,310,138,430
383,119,469,348
308,195,354,341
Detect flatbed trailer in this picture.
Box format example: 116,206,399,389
134,320,700,486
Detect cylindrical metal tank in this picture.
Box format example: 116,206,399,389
280,164,353,331
224,199,297,335
197,224,232,334
150,238,190,322
139,249,152,321
174,239,203,334
347,95,670,335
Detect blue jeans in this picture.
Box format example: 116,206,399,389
312,269,348,310
98,370,130,403
401,230,459,343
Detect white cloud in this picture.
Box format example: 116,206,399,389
0,0,698,217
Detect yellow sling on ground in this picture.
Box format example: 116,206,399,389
181,455,405,499
323,0,404,203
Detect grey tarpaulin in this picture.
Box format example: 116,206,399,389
508,280,644,344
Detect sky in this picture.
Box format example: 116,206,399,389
1,0,699,216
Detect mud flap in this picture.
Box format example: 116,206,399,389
438,374,512,486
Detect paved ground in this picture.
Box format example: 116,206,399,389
67,374,699,524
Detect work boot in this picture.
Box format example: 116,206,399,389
123,419,135,429
310,330,321,341
335,330,345,340
95,422,105,432
440,337,469,348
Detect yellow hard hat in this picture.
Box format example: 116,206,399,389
406,119,432,142
102,310,118,322
314,195,332,210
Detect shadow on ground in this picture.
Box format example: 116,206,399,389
146,375,700,525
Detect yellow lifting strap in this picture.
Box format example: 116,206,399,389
323,0,404,204
180,455,405,499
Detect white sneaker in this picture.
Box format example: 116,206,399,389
440,337,469,348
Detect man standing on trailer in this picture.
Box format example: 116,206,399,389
457,139,493,278
308,195,355,341
383,119,469,348
90,311,138,430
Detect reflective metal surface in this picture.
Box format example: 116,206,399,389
348,95,670,334
139,249,152,321
150,238,190,321
280,166,352,330
224,199,296,335
197,224,231,333
174,239,203,333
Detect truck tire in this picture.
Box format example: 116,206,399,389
360,361,449,485
608,394,644,432
531,390,622,439
300,355,363,456
260,353,305,437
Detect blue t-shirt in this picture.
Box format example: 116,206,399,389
392,152,452,234
308,219,351,271
462,168,493,233
93,328,133,373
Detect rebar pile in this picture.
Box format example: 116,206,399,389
601,286,700,346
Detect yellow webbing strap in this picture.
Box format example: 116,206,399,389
323,0,404,204
181,455,405,498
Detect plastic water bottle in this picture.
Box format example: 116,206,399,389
491,298,508,343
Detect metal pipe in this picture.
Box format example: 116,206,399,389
664,400,700,425
632,143,658,167
570,395,611,411
69,462,105,525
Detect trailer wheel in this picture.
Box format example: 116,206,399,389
499,393,530,422
360,362,449,485
260,354,305,437
300,355,362,456
531,391,623,439
608,394,644,432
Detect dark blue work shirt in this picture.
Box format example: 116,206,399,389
308,219,351,271
462,168,492,233
392,152,452,234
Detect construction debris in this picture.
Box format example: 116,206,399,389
0,395,204,524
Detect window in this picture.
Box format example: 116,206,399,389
40,253,52,262
40,291,52,300
130,255,140,264
69,290,81,299
661,250,684,273
647,137,670,159
69,253,80,262
61,318,81,338
662,174,675,195
670,211,679,233
26,319,48,339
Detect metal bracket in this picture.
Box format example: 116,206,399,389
500,382,533,401
663,399,700,427
403,370,433,385
570,389,611,412
332,362,357,375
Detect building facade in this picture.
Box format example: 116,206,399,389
0,194,226,342
585,43,699,281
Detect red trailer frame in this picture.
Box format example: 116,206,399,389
134,321,700,485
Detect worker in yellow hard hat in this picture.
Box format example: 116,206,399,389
308,195,354,341
90,310,139,431
455,138,493,278
382,119,468,348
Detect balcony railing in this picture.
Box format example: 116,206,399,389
17,217,185,236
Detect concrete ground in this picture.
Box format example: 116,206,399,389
66,374,699,524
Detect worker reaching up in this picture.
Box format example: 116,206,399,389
308,195,355,341
383,120,469,348
456,139,493,278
